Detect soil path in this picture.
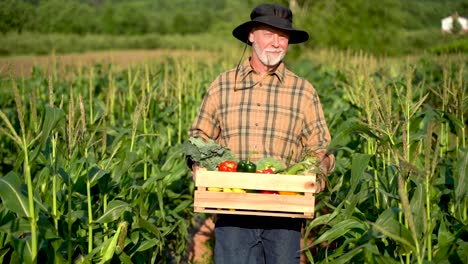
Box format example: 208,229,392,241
0,49,215,77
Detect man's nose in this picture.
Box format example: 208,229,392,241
272,34,279,47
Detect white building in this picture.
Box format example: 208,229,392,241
441,13,468,33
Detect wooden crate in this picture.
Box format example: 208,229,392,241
194,168,318,219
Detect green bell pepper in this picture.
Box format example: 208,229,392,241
237,160,257,173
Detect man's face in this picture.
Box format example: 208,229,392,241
249,25,289,67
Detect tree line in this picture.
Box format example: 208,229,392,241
1,0,467,55
0,0,233,35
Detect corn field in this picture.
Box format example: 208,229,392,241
0,50,467,263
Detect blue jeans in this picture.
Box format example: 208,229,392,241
214,215,303,264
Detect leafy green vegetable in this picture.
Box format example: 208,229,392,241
282,155,321,175
255,157,285,172
182,137,237,171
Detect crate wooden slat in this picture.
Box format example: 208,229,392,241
194,168,317,219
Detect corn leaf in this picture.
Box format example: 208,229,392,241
0,218,30,234
40,106,64,146
409,183,424,236
11,237,33,264
135,238,158,252
310,218,367,247
0,172,30,217
97,222,124,264
455,149,468,203
95,200,131,224
324,245,366,264
88,166,109,185
370,221,415,253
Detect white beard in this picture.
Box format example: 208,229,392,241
252,42,286,67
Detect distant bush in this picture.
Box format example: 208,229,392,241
430,38,468,54
0,32,237,56
0,0,34,34
0,0,467,56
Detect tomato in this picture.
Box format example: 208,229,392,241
259,168,278,194
218,160,237,172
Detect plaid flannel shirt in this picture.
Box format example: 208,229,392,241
189,59,334,169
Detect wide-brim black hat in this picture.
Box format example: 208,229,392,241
232,4,309,45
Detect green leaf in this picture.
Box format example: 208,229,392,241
370,221,415,254
0,248,10,263
325,244,366,264
136,217,161,238
57,168,71,185
455,148,468,203
350,153,371,196
311,218,367,247
0,217,30,234
95,200,131,224
12,237,33,264
98,222,125,264
118,251,134,264
330,119,382,149
437,217,455,246
0,172,30,217
40,106,64,146
409,183,424,236
88,166,109,185
170,200,191,214
135,238,158,252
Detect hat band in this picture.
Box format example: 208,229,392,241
253,16,293,30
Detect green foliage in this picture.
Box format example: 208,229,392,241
430,38,468,54
0,47,466,263
303,0,406,55
183,137,237,171
0,0,467,55
255,157,285,172
0,0,34,34
33,0,98,34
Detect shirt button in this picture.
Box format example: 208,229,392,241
255,123,259,126
259,83,263,87
257,103,261,106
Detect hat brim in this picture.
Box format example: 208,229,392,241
232,21,309,45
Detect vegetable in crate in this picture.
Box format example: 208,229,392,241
237,160,256,173
218,160,237,172
259,168,279,194
278,153,322,194
281,152,321,175
217,160,245,193
183,137,237,171
255,157,285,172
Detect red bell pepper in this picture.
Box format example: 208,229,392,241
218,160,237,172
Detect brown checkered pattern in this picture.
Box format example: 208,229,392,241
189,59,333,166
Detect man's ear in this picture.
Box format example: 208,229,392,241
248,31,255,44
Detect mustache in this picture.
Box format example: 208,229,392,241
264,49,284,53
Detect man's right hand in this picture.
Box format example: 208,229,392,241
191,164,199,182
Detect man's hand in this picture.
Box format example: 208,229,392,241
191,164,199,182
315,151,333,193
316,174,326,193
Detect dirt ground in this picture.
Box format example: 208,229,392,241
0,49,216,77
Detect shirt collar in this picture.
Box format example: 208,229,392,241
236,59,286,84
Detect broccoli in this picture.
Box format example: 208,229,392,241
182,137,237,171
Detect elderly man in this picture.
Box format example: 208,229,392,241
188,3,334,263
